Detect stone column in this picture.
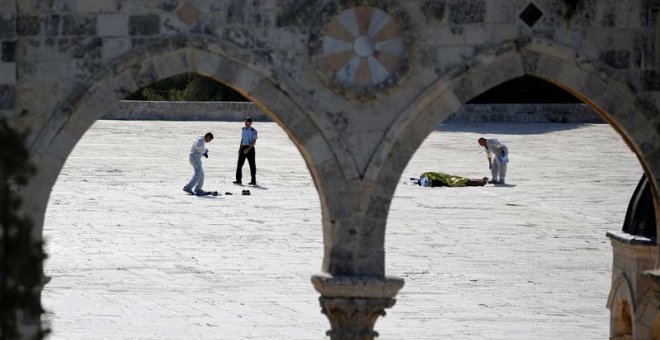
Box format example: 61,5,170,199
637,270,660,339
607,231,658,339
312,275,404,340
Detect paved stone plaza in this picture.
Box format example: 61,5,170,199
42,121,641,340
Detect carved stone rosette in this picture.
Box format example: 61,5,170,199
309,1,413,101
312,275,405,339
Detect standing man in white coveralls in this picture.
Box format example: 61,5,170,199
478,137,509,184
183,132,214,194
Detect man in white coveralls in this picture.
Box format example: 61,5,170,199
478,137,509,185
183,132,214,194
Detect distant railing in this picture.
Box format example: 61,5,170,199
104,101,603,123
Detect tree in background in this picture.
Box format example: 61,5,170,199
127,73,249,102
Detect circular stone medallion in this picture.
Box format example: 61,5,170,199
312,5,410,100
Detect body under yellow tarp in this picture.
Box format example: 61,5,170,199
420,172,471,187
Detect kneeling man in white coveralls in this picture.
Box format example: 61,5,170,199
478,137,509,185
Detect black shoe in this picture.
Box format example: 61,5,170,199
488,179,498,184
233,181,242,185
248,181,257,186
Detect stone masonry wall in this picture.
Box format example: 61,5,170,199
104,101,603,123
104,101,267,121
447,103,603,123
0,0,15,121
12,0,651,170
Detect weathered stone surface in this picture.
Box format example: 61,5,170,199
128,14,160,36
0,62,15,83
16,15,40,36
448,0,486,24
1,39,15,62
61,36,102,59
600,49,631,69
97,13,128,36
62,15,97,36
0,16,15,39
0,83,14,109
101,36,130,59
43,15,60,36
74,0,119,13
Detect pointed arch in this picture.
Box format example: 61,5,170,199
21,34,357,268
365,38,660,258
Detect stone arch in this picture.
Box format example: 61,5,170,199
22,34,355,273
608,273,636,339
366,38,660,262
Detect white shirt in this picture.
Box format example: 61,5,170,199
484,138,505,157
189,136,208,156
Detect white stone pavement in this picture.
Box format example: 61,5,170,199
42,121,642,340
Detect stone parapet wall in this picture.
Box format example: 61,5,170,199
105,101,603,123
104,100,268,121
447,103,603,123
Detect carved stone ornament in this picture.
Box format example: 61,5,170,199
319,297,396,340
312,275,404,339
310,3,412,101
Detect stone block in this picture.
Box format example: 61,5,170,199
153,50,191,79
436,46,475,70
129,15,160,36
61,37,102,59
448,0,486,25
421,0,446,24
226,0,246,25
101,37,130,60
16,15,40,36
0,0,14,16
130,60,160,89
600,50,631,69
43,15,60,36
195,52,222,77
2,40,15,62
222,27,255,49
0,62,15,84
0,84,15,109
420,26,465,46
97,13,129,37
62,15,98,36
75,0,119,13
0,15,14,39
462,24,491,45
304,134,333,166
485,0,519,24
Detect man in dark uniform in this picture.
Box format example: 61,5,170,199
233,116,258,185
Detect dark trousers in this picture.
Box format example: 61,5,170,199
236,145,256,183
